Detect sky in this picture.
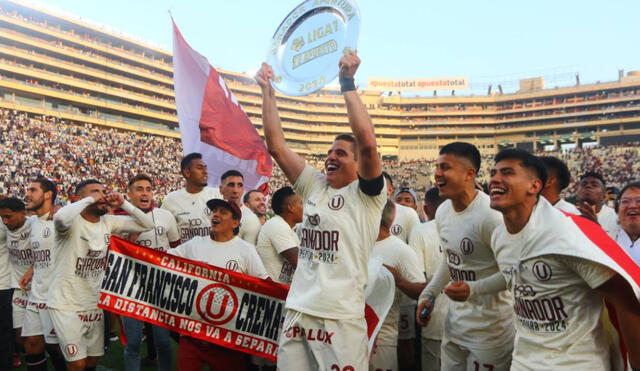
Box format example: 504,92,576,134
29,0,640,94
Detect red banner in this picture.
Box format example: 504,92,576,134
99,236,288,361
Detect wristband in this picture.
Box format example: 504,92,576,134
339,77,356,92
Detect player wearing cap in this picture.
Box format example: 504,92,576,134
256,51,386,370
244,190,268,225
169,198,269,371
161,152,223,244
370,199,426,371
576,172,619,238
256,186,302,285
119,174,178,371
409,187,447,371
20,178,67,371
488,148,640,370
395,187,419,211
47,179,154,371
219,170,262,245
0,197,34,360
416,142,514,371
539,156,580,215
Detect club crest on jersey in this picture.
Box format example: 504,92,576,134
155,226,165,235
43,227,51,238
204,207,212,216
103,233,111,244
196,283,239,325
533,261,552,281
460,238,474,255
328,195,344,210
65,344,78,357
225,260,239,271
514,284,536,297
308,214,320,226
391,224,403,235
20,232,29,240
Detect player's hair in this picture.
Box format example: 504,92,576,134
128,174,153,188
439,142,481,173
75,179,102,196
0,197,26,211
180,152,202,171
579,171,606,188
33,177,57,203
243,189,262,204
539,156,571,191
221,170,244,183
494,149,548,191
271,186,296,216
424,187,445,206
380,198,396,229
334,134,358,158
619,181,640,200
382,172,393,187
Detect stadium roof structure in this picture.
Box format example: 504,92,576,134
1,0,640,160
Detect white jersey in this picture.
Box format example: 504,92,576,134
239,204,261,246
256,215,298,285
287,165,387,319
169,236,269,279
616,229,640,266
47,197,154,311
390,203,420,243
0,223,10,289
29,213,58,303
422,191,514,349
371,235,425,346
553,198,580,215
409,221,449,340
161,186,222,243
131,208,179,252
597,205,619,238
492,198,617,370
6,216,34,288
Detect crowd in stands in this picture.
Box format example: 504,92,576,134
1,108,638,205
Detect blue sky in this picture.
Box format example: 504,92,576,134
35,0,640,93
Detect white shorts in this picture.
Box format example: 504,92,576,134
421,338,442,371
49,308,104,362
369,344,397,371
12,289,28,329
277,310,369,371
397,304,415,340
441,337,512,371
21,301,59,344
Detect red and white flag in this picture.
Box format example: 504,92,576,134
172,20,272,189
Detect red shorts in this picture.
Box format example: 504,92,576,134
177,336,248,371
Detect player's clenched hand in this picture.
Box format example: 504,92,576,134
339,50,360,79
104,193,124,208
576,201,598,223
19,266,33,290
416,298,433,327
255,63,275,96
444,281,471,301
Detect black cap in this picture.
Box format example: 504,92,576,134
206,199,242,220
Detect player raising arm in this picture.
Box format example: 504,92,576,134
255,52,387,370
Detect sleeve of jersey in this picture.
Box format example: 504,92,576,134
110,201,155,234
400,247,427,283
269,223,300,254
419,257,450,301
165,213,180,243
357,173,384,196
167,243,188,258
292,164,322,201
559,255,617,289
247,248,270,279
408,229,426,275
467,271,508,299
53,196,95,233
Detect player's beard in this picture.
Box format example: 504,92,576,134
87,203,109,216
26,199,44,212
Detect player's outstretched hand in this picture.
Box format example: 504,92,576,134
339,50,360,79
416,298,433,327
104,193,125,208
444,281,471,301
255,63,275,96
